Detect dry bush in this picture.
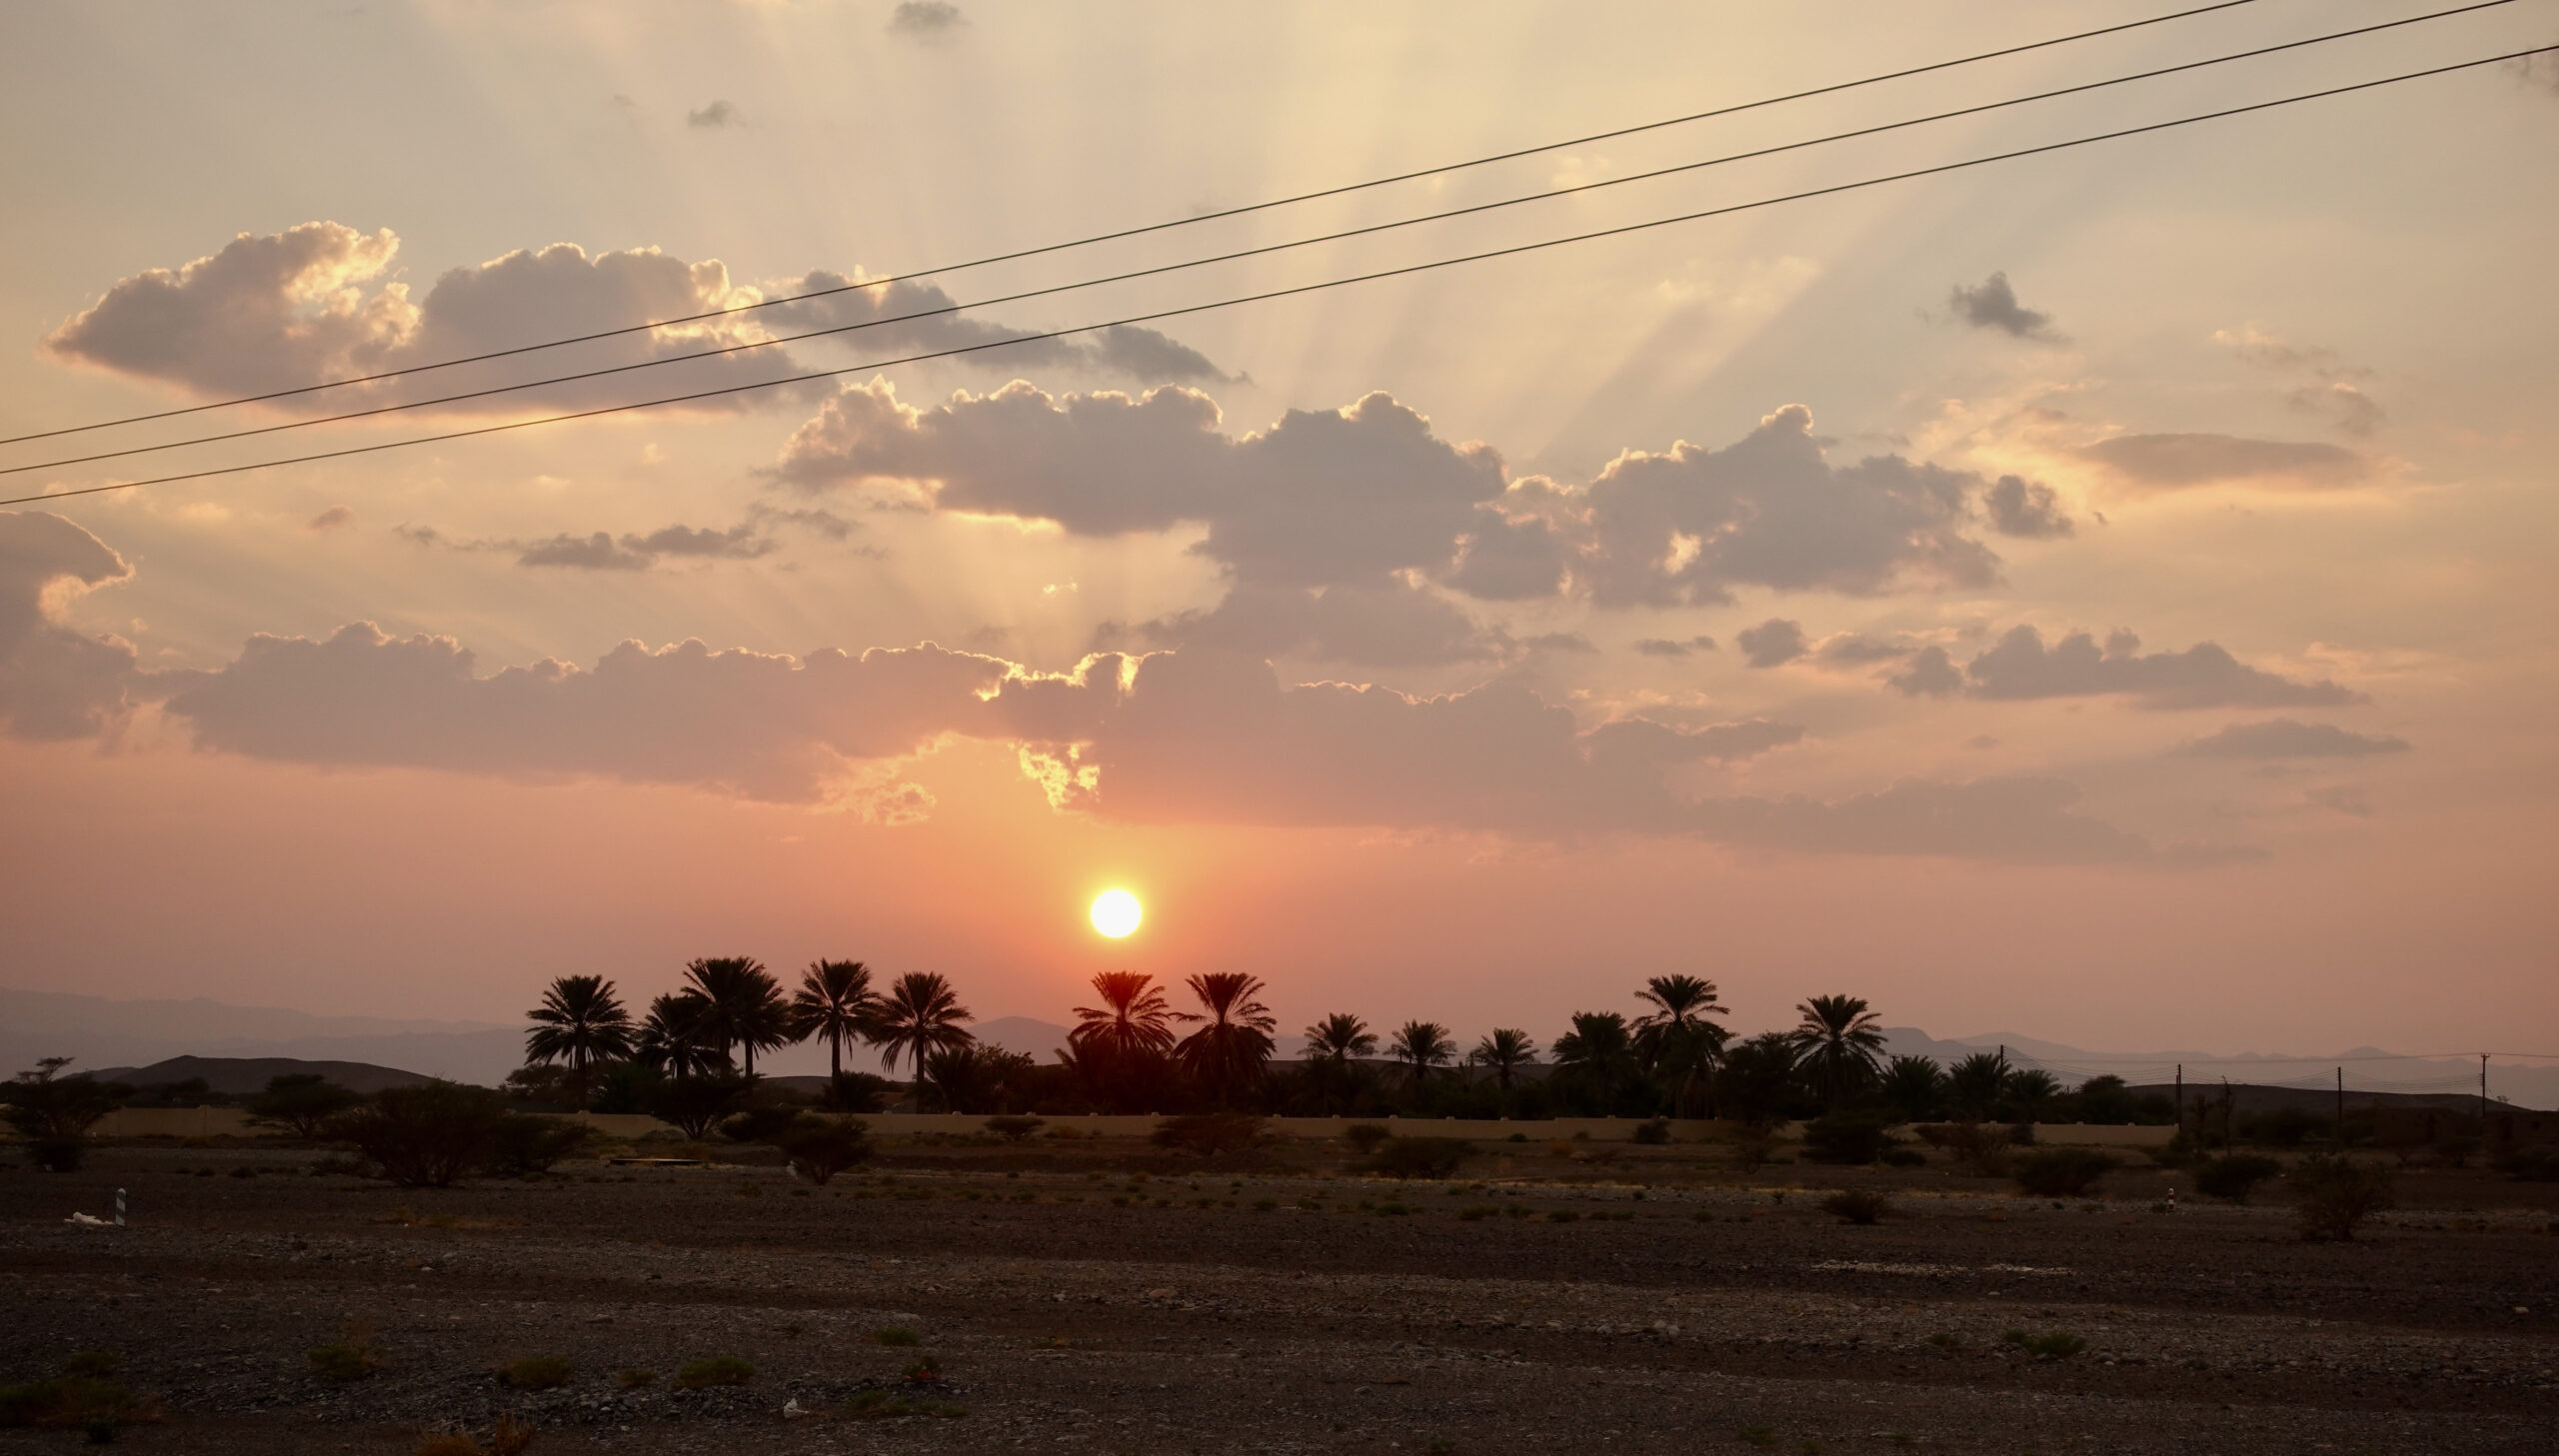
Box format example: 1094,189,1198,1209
1369,1137,1469,1180
415,1414,535,1456
1820,1189,1892,1225
500,1355,571,1390
984,1115,1045,1141
768,1114,871,1185
1342,1123,1392,1154
2193,1153,2282,1203
674,1356,755,1389
2011,1147,2117,1197
309,1320,382,1382
2290,1154,2393,1241
332,1083,508,1187
1153,1113,1270,1157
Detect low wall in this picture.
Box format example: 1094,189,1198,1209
72,1107,2168,1147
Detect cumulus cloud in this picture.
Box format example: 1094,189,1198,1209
1949,626,2361,710
1982,474,2074,538
517,523,777,572
2079,433,2367,491
686,100,740,129
2172,719,2409,758
2214,326,2386,440
307,505,355,532
1736,619,1807,668
44,224,1225,413
2285,382,2385,439
889,1,966,37
1946,271,2058,340
1094,581,1506,669
0,512,139,740
1631,636,1715,659
1887,645,1962,698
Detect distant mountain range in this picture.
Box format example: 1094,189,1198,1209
6,985,2549,1108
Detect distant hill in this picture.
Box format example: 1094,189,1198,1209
90,1055,434,1096
1,985,523,1086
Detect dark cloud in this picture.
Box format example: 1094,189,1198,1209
1442,508,1569,601
1812,634,1914,667
2173,719,2409,758
1946,271,2058,340
1518,632,1597,655
1631,636,1716,659
1956,627,2361,710
1094,581,1504,669
889,1,966,37
44,225,1226,413
1735,619,1807,669
2079,433,2367,491
406,508,846,573
0,512,139,740
1982,474,2074,538
686,100,740,129
307,505,355,533
1887,646,1962,698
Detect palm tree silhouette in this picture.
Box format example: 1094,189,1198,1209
681,957,798,1077
1175,972,1277,1105
1788,993,1887,1108
1551,1011,1639,1102
792,960,881,1081
1389,1021,1454,1081
1946,1051,2008,1120
873,970,976,1078
1069,972,1189,1059
636,992,727,1080
1632,975,1728,1117
524,975,635,1105
1467,1028,1538,1090
1302,1013,1377,1064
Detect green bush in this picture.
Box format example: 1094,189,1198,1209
1342,1123,1392,1154
1369,1137,1469,1180
1820,1189,1891,1225
244,1074,363,1139
1631,1118,1671,1145
501,1354,572,1390
330,1082,507,1187
2289,1154,2392,1241
873,1328,921,1347
1152,1113,1269,1157
308,1343,379,1383
2193,1152,2282,1203
984,1115,1045,1141
768,1114,872,1185
1801,1114,1898,1166
2011,1147,2117,1197
674,1356,755,1389
2001,1329,2085,1359
1,1060,123,1173
486,1114,598,1177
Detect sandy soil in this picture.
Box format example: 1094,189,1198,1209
2,1135,2553,1454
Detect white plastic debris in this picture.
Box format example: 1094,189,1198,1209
65,1211,111,1226
782,1398,810,1418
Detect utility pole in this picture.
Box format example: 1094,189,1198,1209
2335,1066,2344,1146
2481,1053,2490,1138
2174,1063,2183,1123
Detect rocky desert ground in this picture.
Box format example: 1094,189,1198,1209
3,1131,2554,1454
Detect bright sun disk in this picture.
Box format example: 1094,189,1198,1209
1091,888,1143,938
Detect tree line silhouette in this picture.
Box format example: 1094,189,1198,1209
519,962,2179,1128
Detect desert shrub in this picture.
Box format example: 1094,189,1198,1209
1820,1189,1891,1225
1152,1113,1269,1157
675,1356,755,1389
846,1389,966,1418
1456,1204,1501,1221
500,1354,571,1390
485,1114,597,1177
1631,1118,1671,1145
1802,1113,1898,1166
309,1321,382,1382
332,1082,508,1187
2,1060,124,1173
2001,1330,2085,1360
1881,1146,1927,1168
0,1352,143,1435
985,1115,1045,1141
1545,1208,1580,1223
873,1327,921,1347
414,1414,535,1456
718,1102,803,1145
2491,1144,2559,1182
2290,1154,2392,1241
2011,1147,2117,1197
648,1075,748,1141
2238,1106,2327,1149
2193,1152,2282,1203
767,1115,872,1185
245,1074,364,1139
1342,1123,1392,1154
1921,1121,2011,1176
1726,1125,1779,1171
613,1368,656,1388
1369,1137,1469,1180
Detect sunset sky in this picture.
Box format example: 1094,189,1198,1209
2,0,2553,1058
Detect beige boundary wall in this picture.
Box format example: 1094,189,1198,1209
78,1106,2171,1147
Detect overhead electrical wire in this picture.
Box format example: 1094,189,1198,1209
5,42,2549,510
0,0,2288,447
1,0,2517,481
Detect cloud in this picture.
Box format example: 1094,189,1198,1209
2172,719,2409,758
1630,636,1715,659
686,100,740,129
307,505,355,533
1953,627,2362,710
1094,581,1506,669
2078,433,2367,491
0,512,139,740
1946,271,2058,340
758,273,1227,384
889,1,966,38
1981,474,2074,538
1886,645,1962,697
2285,382,2385,439
2305,784,2373,816
515,523,777,572
1735,619,1806,668
2213,327,2386,440
44,224,1226,413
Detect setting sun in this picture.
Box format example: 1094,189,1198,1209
1090,888,1143,938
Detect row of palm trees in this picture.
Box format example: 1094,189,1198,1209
525,961,1911,1118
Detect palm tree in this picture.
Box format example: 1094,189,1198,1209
681,957,799,1076
1550,1011,1639,1094
1302,1013,1377,1064
523,974,635,1105
1070,972,1189,1058
1879,1053,1947,1123
2004,1067,2062,1124
1632,975,1728,1117
872,970,976,1077
1389,1020,1454,1080
1946,1051,2009,1120
635,992,727,1080
1175,972,1277,1105
792,960,880,1081
1468,1028,1538,1090
1788,994,1887,1108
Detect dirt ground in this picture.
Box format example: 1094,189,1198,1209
2,1133,2554,1455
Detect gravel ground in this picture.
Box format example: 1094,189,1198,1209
2,1139,2554,1454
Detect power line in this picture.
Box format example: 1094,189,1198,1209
6,43,2547,511
6,0,2512,481
0,0,2284,448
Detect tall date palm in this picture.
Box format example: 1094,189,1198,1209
1468,1028,1538,1091
1633,975,1728,1118
524,974,635,1104
872,971,977,1078
1175,972,1277,1105
1302,1013,1377,1064
1389,1021,1454,1081
1789,993,1887,1109
792,960,881,1081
